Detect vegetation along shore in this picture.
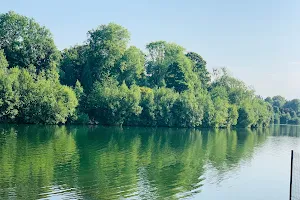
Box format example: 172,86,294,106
0,11,298,128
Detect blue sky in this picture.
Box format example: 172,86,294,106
1,0,300,99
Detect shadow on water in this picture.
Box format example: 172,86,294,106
0,124,298,199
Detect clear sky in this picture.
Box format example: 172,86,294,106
1,0,300,99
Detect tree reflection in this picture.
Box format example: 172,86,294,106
0,125,79,199
0,125,287,200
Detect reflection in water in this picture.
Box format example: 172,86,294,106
0,125,79,199
0,125,298,199
270,125,300,137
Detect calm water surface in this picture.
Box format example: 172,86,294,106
0,125,299,200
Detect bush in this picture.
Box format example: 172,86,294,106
88,80,142,125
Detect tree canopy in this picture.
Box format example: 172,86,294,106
0,11,59,72
265,96,300,125
0,11,285,127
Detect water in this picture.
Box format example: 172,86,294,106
0,125,299,200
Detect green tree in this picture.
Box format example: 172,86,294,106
227,105,238,126
274,113,280,124
171,91,204,127
252,99,273,127
211,68,253,106
186,52,210,89
136,87,156,126
60,45,88,86
284,99,300,113
237,103,256,128
201,93,215,127
70,80,90,124
74,80,84,99
0,11,59,72
16,70,78,124
280,112,291,124
212,97,229,127
272,95,286,108
265,97,273,105
0,67,20,122
209,86,230,127
113,46,145,86
0,49,8,69
0,12,288,127
82,23,130,90
153,87,179,127
165,61,189,93
87,80,142,125
146,41,185,87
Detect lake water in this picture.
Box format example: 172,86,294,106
0,125,299,200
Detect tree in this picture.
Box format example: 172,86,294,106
82,23,130,90
60,45,88,86
284,99,300,113
165,62,189,93
87,80,142,125
153,87,179,127
211,68,253,106
171,91,204,127
274,113,280,124
265,97,273,105
113,46,145,86
237,104,255,128
136,87,156,126
16,69,78,124
252,99,273,127
208,86,230,127
201,93,215,127
0,12,285,127
0,67,20,122
280,112,291,124
186,52,210,89
0,49,8,69
0,11,59,72
264,96,300,125
272,96,286,108
211,97,229,127
227,105,238,126
69,80,90,124
145,41,185,87
74,80,84,99
0,65,78,124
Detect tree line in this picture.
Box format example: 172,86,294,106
265,96,300,125
0,11,291,128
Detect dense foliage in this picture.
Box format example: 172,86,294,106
0,11,281,127
264,96,300,125
0,12,77,124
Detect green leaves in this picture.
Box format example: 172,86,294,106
153,87,179,127
113,46,145,86
83,23,130,89
87,80,141,125
0,50,8,69
165,61,189,93
17,70,78,124
0,67,20,121
0,11,59,72
172,91,204,127
60,45,88,86
186,52,210,89
0,67,78,124
0,11,278,127
210,69,273,128
265,95,300,125
145,42,186,87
